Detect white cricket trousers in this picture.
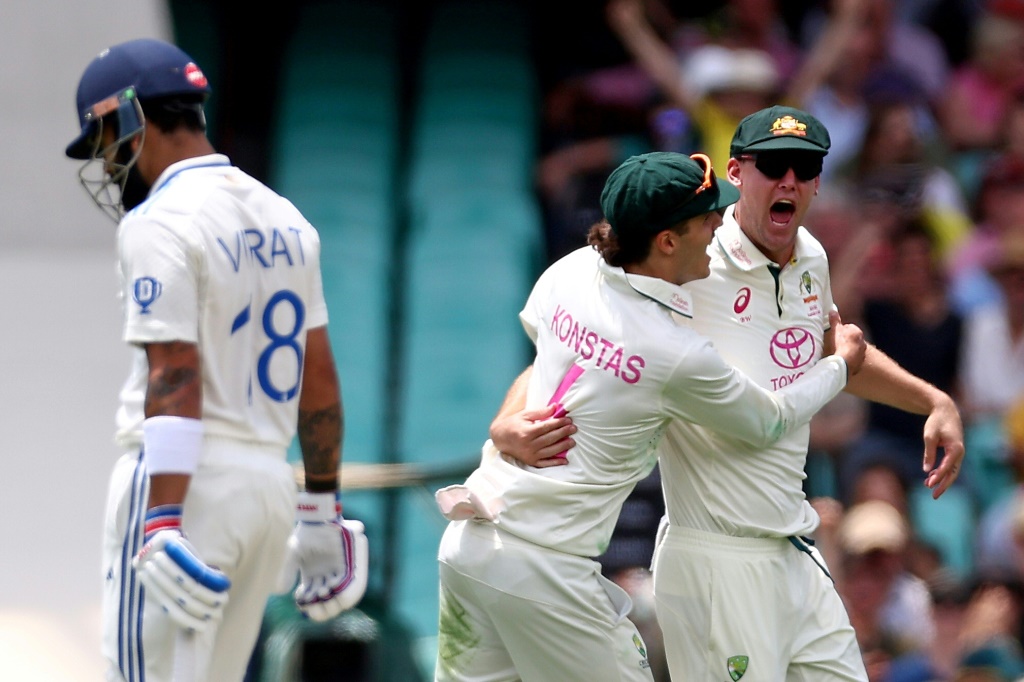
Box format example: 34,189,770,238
652,525,868,681
101,437,296,682
435,519,655,682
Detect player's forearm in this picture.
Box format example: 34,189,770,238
298,402,342,492
784,0,866,105
144,341,202,419
611,10,692,110
844,344,951,415
298,326,343,492
148,474,191,507
494,366,532,422
144,342,202,508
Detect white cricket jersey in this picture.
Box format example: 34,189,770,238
436,246,847,557
662,206,836,538
113,154,329,450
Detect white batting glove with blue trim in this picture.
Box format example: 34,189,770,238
132,505,231,632
287,491,368,621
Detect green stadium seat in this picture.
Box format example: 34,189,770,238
420,52,535,95
910,485,975,578
423,0,531,55
264,0,542,675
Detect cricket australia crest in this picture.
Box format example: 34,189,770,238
727,655,749,681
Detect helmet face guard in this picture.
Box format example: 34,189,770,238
65,39,212,222
76,87,146,223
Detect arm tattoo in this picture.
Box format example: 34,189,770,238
145,366,200,417
298,402,342,492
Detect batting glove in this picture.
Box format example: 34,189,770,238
287,491,368,621
132,505,231,633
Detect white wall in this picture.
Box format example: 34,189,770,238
0,2,171,678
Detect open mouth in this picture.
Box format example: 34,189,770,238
769,200,796,225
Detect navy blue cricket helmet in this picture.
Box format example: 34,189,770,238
65,38,211,159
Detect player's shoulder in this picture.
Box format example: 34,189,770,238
554,245,601,271
536,246,600,287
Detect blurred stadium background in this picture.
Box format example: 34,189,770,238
3,0,979,680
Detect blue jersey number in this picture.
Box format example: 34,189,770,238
233,290,306,402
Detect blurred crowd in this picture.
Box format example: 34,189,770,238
531,1,1024,680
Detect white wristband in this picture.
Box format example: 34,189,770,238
296,491,340,522
143,416,204,475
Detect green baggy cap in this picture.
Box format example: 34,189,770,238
730,105,831,158
600,152,740,237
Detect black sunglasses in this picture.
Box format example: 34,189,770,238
738,153,823,182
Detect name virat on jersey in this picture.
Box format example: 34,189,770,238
550,304,645,384
217,226,310,272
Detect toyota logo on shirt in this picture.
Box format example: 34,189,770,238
769,327,816,369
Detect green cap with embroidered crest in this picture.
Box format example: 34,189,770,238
600,151,739,238
730,105,831,158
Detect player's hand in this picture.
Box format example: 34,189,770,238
922,394,965,499
829,311,866,376
289,492,368,621
133,525,230,633
490,404,576,467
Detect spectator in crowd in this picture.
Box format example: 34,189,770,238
958,235,1024,512
533,0,786,265
537,0,888,264
938,6,1024,157
836,98,971,259
950,156,1024,314
836,224,964,505
796,1,947,180
946,2,1024,219
976,399,1024,573
953,571,1024,682
837,500,936,676
606,0,782,170
666,0,803,83
799,0,950,104
958,229,1024,423
883,569,1023,682
997,87,1024,171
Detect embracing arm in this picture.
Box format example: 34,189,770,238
297,326,343,492
663,312,864,448
489,365,576,467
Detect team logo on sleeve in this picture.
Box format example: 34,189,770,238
727,655,749,680
132,276,162,314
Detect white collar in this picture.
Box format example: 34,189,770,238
150,153,232,195
597,257,695,318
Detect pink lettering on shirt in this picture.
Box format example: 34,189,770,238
548,303,645,384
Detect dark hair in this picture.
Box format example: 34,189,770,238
587,219,689,267
140,94,207,134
